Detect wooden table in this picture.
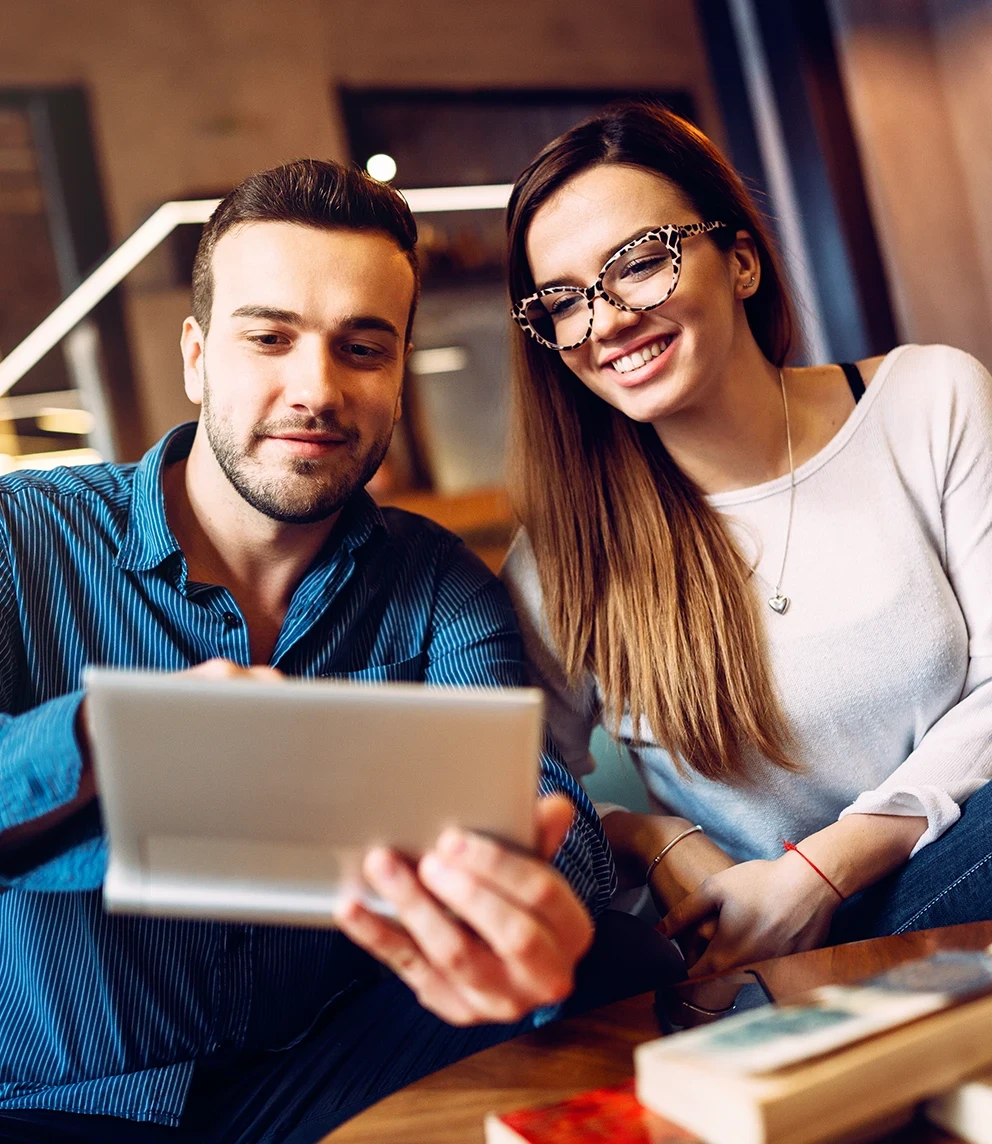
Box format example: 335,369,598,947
324,920,992,1143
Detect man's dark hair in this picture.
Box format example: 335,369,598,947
191,158,420,341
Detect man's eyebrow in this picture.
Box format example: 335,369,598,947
229,306,400,340
534,226,654,292
342,315,401,339
230,305,305,324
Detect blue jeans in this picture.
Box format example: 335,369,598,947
829,779,992,943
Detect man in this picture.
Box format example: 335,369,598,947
0,160,616,1142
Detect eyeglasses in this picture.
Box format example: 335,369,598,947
512,222,726,351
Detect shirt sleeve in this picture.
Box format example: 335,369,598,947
427,538,616,917
0,521,105,890
839,348,992,855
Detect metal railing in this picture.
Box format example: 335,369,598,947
0,183,514,401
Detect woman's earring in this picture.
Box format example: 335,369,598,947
746,274,756,290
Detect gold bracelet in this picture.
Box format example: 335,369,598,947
645,824,704,883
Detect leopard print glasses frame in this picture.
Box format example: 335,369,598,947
512,221,726,351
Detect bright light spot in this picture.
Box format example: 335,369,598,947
37,407,95,435
408,347,469,375
12,447,103,472
366,153,397,182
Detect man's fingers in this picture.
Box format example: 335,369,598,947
430,824,591,953
183,658,284,683
661,882,719,938
362,849,529,1020
332,896,478,1025
535,794,574,862
419,852,580,1007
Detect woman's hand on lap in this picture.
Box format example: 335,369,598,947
660,851,841,977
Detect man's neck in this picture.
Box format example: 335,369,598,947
162,431,342,663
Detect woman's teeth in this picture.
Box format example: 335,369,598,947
610,336,673,374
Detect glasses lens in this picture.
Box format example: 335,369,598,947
602,238,676,309
524,290,589,348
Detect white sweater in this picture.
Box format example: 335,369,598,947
502,344,992,861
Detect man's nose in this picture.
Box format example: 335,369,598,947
590,295,641,342
284,343,345,414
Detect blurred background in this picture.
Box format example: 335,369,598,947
2,0,990,570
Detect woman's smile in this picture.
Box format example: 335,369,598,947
594,329,680,387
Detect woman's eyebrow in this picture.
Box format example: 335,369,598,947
534,225,655,291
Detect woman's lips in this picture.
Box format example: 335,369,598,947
602,332,679,388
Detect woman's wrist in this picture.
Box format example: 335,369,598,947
602,812,694,888
795,813,928,899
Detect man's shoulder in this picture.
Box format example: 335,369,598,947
0,460,136,530
373,504,507,607
376,504,477,571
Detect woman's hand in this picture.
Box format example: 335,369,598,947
660,850,841,977
603,811,736,964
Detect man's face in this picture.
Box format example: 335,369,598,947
182,221,414,524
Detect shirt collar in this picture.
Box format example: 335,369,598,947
115,422,195,572
115,422,388,574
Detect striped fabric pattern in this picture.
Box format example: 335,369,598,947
0,423,615,1125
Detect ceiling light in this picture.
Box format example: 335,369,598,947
408,347,469,375
366,153,397,182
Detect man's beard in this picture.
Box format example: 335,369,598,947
201,377,392,525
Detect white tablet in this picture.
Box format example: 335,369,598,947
84,668,544,928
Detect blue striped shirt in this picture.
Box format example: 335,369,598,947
0,423,615,1125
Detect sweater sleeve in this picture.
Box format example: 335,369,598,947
839,348,992,854
500,530,601,781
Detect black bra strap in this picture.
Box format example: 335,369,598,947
839,361,865,403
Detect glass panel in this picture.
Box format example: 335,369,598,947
0,103,95,471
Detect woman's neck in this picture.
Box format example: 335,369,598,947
652,339,791,496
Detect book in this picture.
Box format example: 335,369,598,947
926,1070,992,1144
635,950,992,1144
484,1080,697,1144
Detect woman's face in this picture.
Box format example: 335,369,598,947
524,163,755,425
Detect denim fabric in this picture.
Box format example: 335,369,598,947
830,779,992,943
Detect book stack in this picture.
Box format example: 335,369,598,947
486,949,992,1144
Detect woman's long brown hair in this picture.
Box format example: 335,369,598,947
506,102,797,782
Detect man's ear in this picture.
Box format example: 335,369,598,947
731,229,761,298
181,317,206,405
394,342,414,423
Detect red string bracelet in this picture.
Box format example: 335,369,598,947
781,841,845,901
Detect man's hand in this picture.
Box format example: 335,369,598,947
332,794,595,1026
660,853,840,977
180,658,286,684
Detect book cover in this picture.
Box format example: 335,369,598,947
636,950,992,1144
484,1080,697,1144
645,950,992,1076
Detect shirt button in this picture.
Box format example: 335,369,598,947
222,611,242,629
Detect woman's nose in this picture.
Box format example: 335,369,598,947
590,295,641,341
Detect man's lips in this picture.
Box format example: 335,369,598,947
266,434,349,456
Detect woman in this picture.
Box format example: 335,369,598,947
500,102,992,977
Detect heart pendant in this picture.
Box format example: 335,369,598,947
768,594,790,615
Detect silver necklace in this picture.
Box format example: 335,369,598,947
768,367,795,615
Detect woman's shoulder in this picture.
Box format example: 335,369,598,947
866,343,990,395
865,345,992,468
